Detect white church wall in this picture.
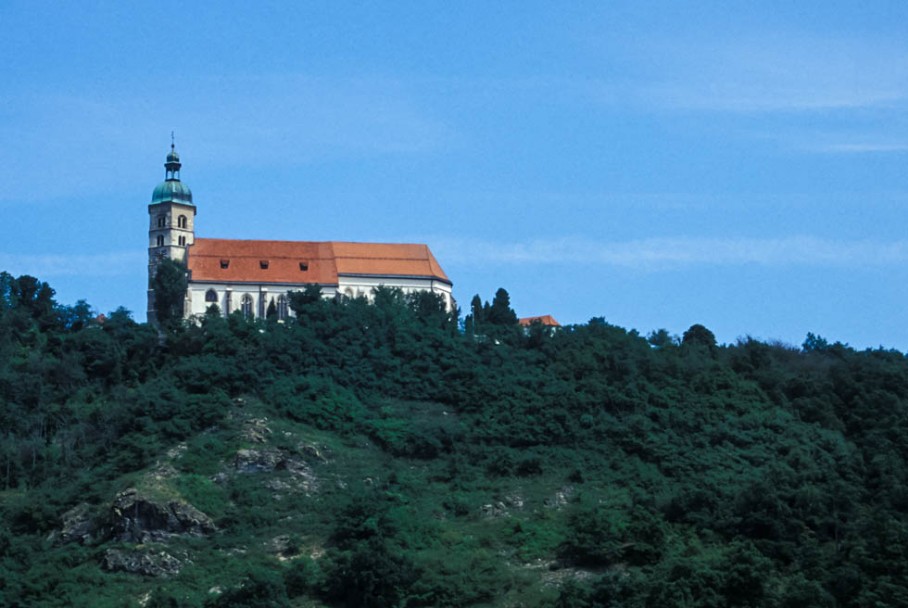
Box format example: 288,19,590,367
336,276,454,311
185,276,453,321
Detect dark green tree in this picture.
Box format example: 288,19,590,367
152,258,188,328
464,294,484,335
802,332,830,353
10,274,58,329
682,323,716,349
487,288,517,326
204,570,290,607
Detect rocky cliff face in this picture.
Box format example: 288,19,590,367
54,488,216,546
109,488,216,543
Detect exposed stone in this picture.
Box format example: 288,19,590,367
233,448,319,495
234,448,283,473
149,462,179,483
241,417,272,443
166,443,187,460
109,488,216,543
480,502,510,519
58,503,98,545
102,547,183,577
544,485,575,510
299,442,328,462
265,534,299,557
503,493,525,510
539,564,598,587
265,479,293,494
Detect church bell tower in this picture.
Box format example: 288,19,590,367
147,139,196,322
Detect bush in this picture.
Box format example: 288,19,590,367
204,570,289,608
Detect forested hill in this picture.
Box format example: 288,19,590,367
2,272,908,607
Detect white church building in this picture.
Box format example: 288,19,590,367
147,145,454,323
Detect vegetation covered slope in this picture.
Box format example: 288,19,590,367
1,271,908,607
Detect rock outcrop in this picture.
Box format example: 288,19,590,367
232,447,319,496
109,488,216,543
101,547,183,577
57,503,98,545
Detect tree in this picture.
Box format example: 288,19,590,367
648,329,678,349
204,570,290,608
59,299,93,331
288,284,323,313
802,332,829,353
681,323,716,349
487,288,517,326
152,259,188,328
465,294,484,335
10,275,58,329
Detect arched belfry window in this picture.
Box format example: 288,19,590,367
241,294,254,318
157,214,166,228
156,235,164,247
205,289,218,303
178,236,186,246
178,215,187,229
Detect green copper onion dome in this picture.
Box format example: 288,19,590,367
151,143,193,205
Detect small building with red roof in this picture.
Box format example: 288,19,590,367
518,315,561,328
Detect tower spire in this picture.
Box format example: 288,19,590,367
153,138,192,204
164,137,182,181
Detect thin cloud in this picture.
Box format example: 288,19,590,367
0,74,454,202
623,32,908,113
807,142,908,154
432,236,908,270
0,251,146,279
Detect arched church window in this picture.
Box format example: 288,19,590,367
241,294,254,318
277,294,289,320
178,236,186,246
156,235,164,247
205,289,218,303
157,215,166,228
178,215,187,229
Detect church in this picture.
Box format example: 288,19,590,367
147,144,454,323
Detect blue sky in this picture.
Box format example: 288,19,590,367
2,1,908,349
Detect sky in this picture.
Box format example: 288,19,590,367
2,1,908,349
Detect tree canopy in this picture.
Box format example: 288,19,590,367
2,271,908,607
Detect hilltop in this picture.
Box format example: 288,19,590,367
1,271,908,607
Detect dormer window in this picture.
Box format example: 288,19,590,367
260,260,269,270
299,262,309,271
220,259,230,269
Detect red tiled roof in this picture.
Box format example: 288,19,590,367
187,238,450,285
518,315,561,327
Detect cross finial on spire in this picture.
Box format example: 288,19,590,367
171,131,175,152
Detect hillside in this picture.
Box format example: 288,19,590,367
2,272,908,607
